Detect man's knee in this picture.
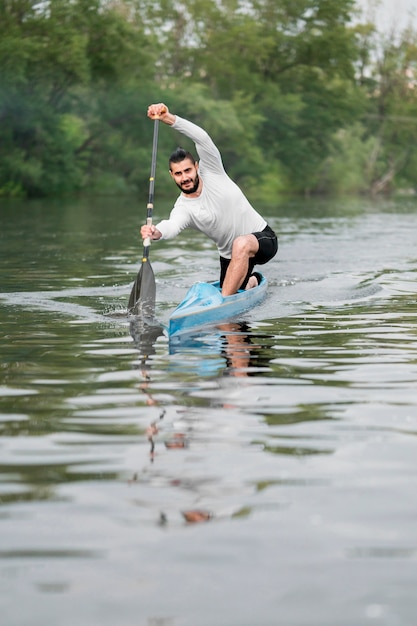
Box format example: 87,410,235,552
231,234,259,258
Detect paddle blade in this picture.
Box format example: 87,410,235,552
128,260,156,318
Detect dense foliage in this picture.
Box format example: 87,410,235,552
1,0,416,198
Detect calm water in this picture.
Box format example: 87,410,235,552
1,196,416,626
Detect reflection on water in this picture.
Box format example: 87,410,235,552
168,321,273,377
1,197,417,626
129,318,166,369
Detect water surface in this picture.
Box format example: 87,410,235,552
1,196,416,625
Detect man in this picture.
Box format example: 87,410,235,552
141,103,278,296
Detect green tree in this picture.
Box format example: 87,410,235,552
3,0,415,199
360,24,417,194
0,0,156,196
137,0,364,195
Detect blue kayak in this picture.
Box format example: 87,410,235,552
168,274,267,336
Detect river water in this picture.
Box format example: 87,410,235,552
1,196,416,626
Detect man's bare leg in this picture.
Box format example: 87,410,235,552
221,234,259,297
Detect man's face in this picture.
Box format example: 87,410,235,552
169,158,200,195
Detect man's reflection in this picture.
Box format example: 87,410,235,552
217,322,258,376
168,320,270,377
128,318,272,523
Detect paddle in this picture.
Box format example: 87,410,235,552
128,116,162,317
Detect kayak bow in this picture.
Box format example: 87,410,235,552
168,274,267,336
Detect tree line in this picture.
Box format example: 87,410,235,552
1,0,417,199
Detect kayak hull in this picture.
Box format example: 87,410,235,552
168,274,267,336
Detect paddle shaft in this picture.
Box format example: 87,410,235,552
127,116,162,314
143,119,160,257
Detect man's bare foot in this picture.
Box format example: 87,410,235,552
245,275,258,290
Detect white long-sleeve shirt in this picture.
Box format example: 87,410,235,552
155,115,266,259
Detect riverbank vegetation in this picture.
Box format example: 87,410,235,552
1,0,416,199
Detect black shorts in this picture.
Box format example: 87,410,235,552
220,224,278,288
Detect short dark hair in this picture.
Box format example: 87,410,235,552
169,146,196,169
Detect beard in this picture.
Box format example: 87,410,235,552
176,173,200,195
